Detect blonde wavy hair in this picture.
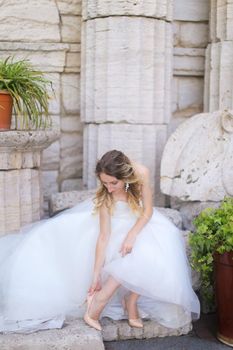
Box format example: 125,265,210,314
93,150,143,215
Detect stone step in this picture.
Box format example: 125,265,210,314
0,319,104,350
0,318,192,349
102,318,192,341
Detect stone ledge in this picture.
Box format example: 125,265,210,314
0,318,192,349
49,191,201,288
49,190,183,228
0,319,104,350
0,42,69,51
102,317,192,341
0,130,60,170
49,189,96,216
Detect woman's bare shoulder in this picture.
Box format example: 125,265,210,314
131,161,150,179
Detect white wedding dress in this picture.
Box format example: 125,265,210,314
0,198,200,333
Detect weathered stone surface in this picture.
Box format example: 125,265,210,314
173,48,205,76
204,42,233,112
171,199,220,231
81,18,172,124
0,316,194,348
102,318,192,341
42,141,60,171
61,116,83,132
0,50,67,73
156,207,182,229
0,319,104,350
82,0,173,20
42,170,59,202
179,23,209,48
61,15,81,43
60,153,83,180
50,189,182,228
174,0,209,21
172,76,204,121
61,178,83,192
62,74,80,113
65,52,81,73
0,131,59,235
0,169,41,236
49,189,96,216
210,0,233,41
57,0,82,15
181,230,201,290
177,77,204,111
45,73,61,115
83,123,167,207
0,0,60,42
49,189,183,229
161,110,233,201
0,42,69,52
0,130,60,170
60,132,83,179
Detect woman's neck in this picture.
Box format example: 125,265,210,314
111,192,128,203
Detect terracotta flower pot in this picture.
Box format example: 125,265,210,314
0,90,13,130
214,251,233,347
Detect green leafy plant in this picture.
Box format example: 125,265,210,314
189,197,233,308
0,56,52,129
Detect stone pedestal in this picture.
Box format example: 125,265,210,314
81,0,173,206
0,130,59,236
160,110,233,226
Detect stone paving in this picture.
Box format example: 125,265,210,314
0,313,227,350
104,313,230,350
0,319,104,350
0,317,192,350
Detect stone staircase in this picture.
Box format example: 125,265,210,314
0,318,192,350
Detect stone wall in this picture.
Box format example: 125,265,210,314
0,0,211,211
0,0,83,212
81,0,173,207
171,0,209,133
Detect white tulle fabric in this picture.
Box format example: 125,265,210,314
0,199,200,333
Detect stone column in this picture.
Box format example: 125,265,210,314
204,0,233,112
0,130,59,236
81,0,173,206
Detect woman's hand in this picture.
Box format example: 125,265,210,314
88,276,102,295
119,233,137,257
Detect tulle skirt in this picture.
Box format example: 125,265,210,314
0,199,200,333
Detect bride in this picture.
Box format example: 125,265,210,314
0,150,200,333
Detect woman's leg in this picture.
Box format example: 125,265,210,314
125,292,141,319
89,276,120,320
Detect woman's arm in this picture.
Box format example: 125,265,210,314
89,205,111,294
120,166,153,257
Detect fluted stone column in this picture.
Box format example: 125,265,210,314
0,130,59,236
204,0,233,111
81,0,173,206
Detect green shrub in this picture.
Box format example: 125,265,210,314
189,197,233,307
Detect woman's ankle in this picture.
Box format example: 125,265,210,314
89,292,107,320
125,296,139,319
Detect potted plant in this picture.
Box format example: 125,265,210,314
189,196,233,346
0,56,52,130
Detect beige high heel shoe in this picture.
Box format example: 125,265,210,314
122,297,143,329
83,293,102,331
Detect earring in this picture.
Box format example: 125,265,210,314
125,182,129,192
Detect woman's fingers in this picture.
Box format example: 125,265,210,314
119,244,132,257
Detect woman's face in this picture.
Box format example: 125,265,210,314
99,173,125,194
